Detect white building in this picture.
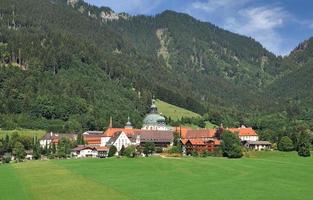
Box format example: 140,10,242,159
71,146,98,158
227,126,259,142
245,141,272,151
107,131,132,152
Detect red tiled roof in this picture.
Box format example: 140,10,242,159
227,127,257,136
214,140,221,145
173,127,192,139
83,135,102,145
188,139,205,145
94,146,109,151
104,128,139,137
181,139,189,145
184,129,216,139
134,130,174,143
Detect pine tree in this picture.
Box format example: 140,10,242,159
297,132,311,157
108,145,117,157
119,145,125,156
278,136,294,152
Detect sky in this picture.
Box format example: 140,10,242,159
85,0,313,56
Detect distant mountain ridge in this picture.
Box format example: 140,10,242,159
0,0,312,131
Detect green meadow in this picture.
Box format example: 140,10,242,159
156,99,201,121
0,129,46,138
1,152,313,200
155,100,216,128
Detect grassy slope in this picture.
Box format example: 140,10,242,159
0,129,46,138
156,100,216,128
1,152,313,200
156,99,201,121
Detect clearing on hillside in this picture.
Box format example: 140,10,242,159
155,99,200,120
0,129,46,138
156,99,216,128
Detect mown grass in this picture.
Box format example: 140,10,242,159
0,129,46,138
1,151,312,200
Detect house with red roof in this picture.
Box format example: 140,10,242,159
226,125,259,142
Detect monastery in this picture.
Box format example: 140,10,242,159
40,98,270,158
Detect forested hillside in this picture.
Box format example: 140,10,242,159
0,0,312,134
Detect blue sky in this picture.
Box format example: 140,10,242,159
86,0,313,55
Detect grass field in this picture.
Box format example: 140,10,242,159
0,129,46,138
1,152,313,200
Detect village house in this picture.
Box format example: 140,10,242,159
40,132,76,148
82,131,103,135
71,145,109,158
72,146,96,158
181,139,221,155
227,126,259,142
106,131,133,152
179,125,267,155
132,130,173,148
245,141,272,151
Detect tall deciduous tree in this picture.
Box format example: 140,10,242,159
221,131,243,158
13,141,26,162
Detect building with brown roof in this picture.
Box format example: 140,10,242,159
40,132,77,147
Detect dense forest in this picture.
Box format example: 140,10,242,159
0,0,312,142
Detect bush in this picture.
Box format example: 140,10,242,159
2,154,11,164
201,150,211,157
108,146,117,157
124,145,137,158
213,146,223,157
278,136,294,152
155,147,163,153
191,150,198,157
168,146,181,154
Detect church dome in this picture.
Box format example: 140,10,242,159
143,113,166,125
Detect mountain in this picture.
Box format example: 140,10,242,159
0,0,312,133
266,37,313,116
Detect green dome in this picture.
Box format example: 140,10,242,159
143,113,166,125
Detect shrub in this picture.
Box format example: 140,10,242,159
191,150,198,157
124,145,137,158
168,146,181,154
213,146,223,157
2,154,11,164
155,147,163,153
278,136,294,151
201,150,211,157
108,146,117,157
297,132,311,157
